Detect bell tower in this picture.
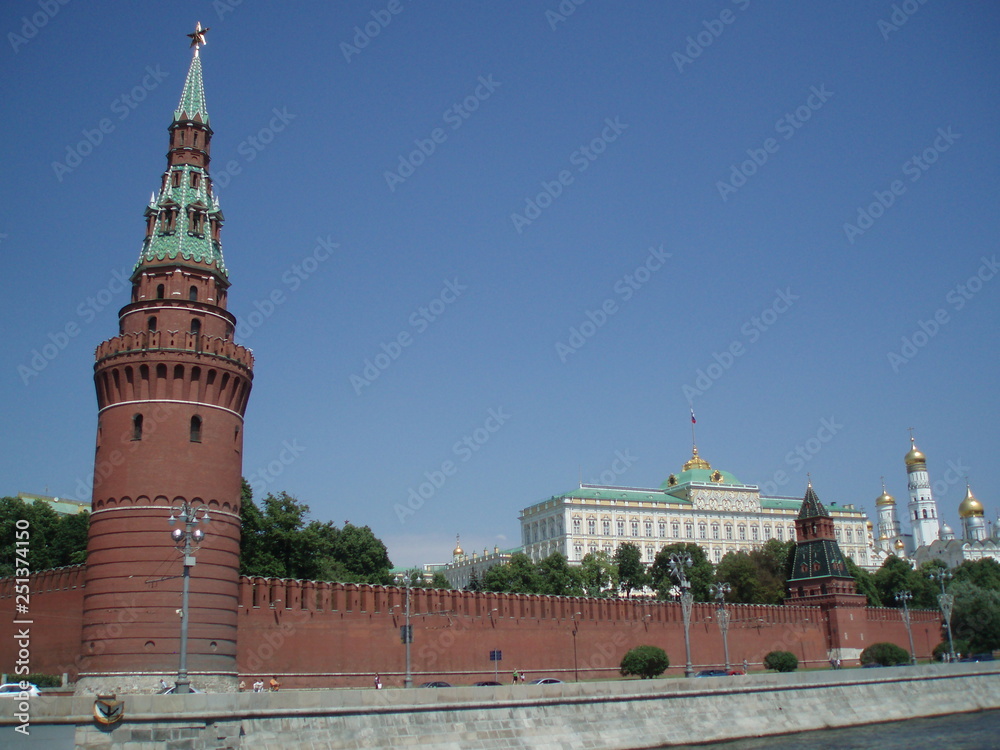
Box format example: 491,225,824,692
77,24,253,694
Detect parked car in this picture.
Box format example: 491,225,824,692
418,681,451,688
473,681,501,686
694,669,729,677
0,683,40,697
159,685,203,694
528,678,563,685
726,669,745,676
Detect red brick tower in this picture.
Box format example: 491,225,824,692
786,482,867,659
77,25,253,694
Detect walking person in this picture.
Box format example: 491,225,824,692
374,673,383,690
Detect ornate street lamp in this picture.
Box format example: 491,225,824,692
168,500,210,694
928,569,955,661
400,569,419,687
895,590,916,665
709,582,732,672
668,553,694,677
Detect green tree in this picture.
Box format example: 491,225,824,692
536,552,584,596
952,558,1000,592
430,571,452,589
873,556,936,607
620,645,669,679
763,650,798,672
860,642,910,666
328,523,392,584
0,496,90,575
614,542,647,598
648,543,713,601
238,483,392,583
846,558,882,607
715,551,762,603
481,552,541,594
950,580,1000,654
466,568,481,591
580,551,617,597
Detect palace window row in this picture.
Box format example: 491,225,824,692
541,515,852,547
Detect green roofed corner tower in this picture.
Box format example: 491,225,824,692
77,23,254,694
786,480,867,662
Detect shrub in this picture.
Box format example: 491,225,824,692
860,642,910,666
24,673,61,688
762,650,798,672
620,645,670,679
932,639,969,662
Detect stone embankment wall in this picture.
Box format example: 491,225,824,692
7,663,999,750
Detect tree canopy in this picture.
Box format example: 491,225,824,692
0,496,89,576
614,542,647,598
648,543,714,601
579,550,618,597
239,480,392,583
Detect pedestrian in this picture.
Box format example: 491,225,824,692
519,671,526,683
835,658,841,670
374,673,382,690
159,678,169,693
742,658,749,674
253,679,264,692
269,676,281,692
238,679,246,692
512,669,519,684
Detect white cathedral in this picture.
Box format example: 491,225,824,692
877,436,998,568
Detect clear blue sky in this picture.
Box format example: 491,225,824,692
2,2,998,567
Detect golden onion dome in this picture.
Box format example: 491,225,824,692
867,520,874,528
452,535,464,556
894,538,905,550
904,437,926,467
682,446,712,472
958,484,984,519
876,489,896,506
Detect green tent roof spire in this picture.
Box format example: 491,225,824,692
134,23,226,280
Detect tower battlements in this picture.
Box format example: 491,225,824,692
95,331,254,374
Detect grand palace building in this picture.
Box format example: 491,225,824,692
518,445,878,570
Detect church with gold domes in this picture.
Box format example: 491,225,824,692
874,434,998,569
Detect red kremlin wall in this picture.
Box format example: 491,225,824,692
0,568,943,688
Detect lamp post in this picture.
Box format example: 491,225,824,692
571,612,582,682
709,582,732,672
895,590,917,665
401,570,417,687
668,553,694,677
168,500,210,694
928,569,955,661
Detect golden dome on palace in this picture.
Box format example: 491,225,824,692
904,438,926,466
958,485,984,518
894,538,905,550
682,446,712,472
452,535,464,556
876,489,896,506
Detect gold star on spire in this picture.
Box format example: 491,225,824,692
187,21,209,55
